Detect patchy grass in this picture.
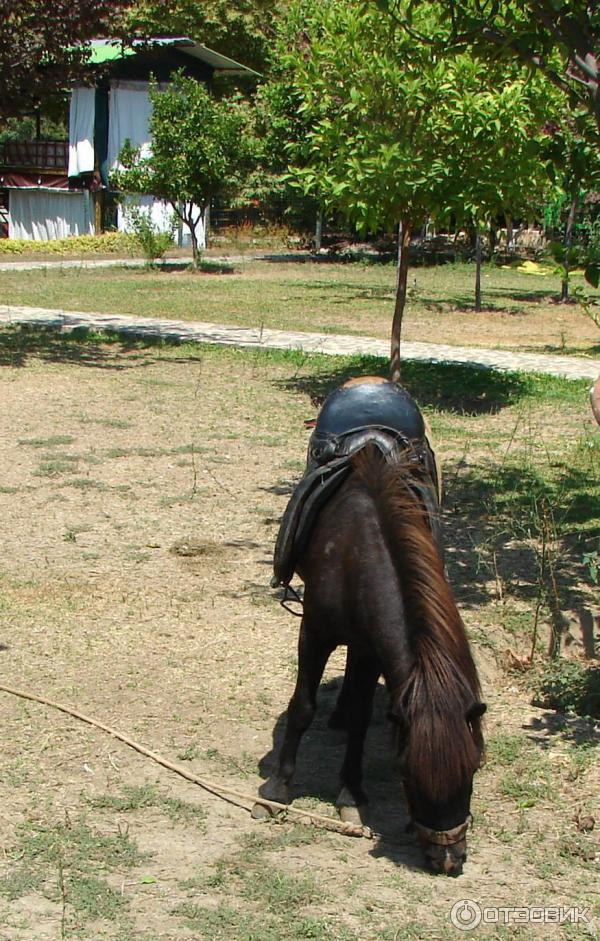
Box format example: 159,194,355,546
88,784,207,830
0,335,598,940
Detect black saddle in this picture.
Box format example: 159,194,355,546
272,380,442,588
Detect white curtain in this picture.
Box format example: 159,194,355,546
8,189,94,241
68,87,96,177
108,81,153,170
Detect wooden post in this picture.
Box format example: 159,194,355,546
591,373,600,425
93,190,103,235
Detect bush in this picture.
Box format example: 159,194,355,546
125,206,174,266
532,660,600,718
0,232,138,256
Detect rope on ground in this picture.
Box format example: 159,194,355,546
0,683,372,840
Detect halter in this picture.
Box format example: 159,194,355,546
412,817,471,847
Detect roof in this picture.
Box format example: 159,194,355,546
87,38,260,76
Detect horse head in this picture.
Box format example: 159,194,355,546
393,699,486,875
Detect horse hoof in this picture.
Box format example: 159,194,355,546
251,802,275,820
339,804,367,826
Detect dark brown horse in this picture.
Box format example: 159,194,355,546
258,381,485,875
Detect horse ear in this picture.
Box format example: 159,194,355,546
466,702,487,722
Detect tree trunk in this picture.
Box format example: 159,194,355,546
188,217,200,269
314,207,323,252
475,228,483,312
203,203,211,252
560,193,578,302
390,219,412,384
591,373,600,426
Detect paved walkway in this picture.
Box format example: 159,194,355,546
0,252,295,272
1,303,598,381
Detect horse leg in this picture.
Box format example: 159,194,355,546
328,647,351,730
336,654,380,825
253,620,333,817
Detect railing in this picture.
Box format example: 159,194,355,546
0,140,69,171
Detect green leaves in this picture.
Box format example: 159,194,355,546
274,0,554,233
112,74,257,263
584,264,600,289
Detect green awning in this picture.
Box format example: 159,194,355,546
86,38,260,76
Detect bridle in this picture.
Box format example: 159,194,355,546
412,817,471,847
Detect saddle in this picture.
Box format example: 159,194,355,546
272,378,443,588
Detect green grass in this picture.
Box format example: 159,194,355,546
18,434,76,448
1,257,599,354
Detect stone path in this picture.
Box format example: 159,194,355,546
0,252,294,272
1,303,599,381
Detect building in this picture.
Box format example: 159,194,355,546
0,38,259,242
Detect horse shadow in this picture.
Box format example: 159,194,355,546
257,676,424,870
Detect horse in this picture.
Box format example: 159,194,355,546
258,377,486,875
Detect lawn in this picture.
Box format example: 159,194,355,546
1,256,599,356
0,330,598,940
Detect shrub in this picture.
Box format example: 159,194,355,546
125,206,174,265
532,660,600,718
0,232,138,256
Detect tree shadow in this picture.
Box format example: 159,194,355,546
257,676,423,870
531,343,600,357
420,294,527,315
441,459,599,614
275,358,532,416
522,710,600,749
491,288,558,304
153,261,235,275
0,325,203,370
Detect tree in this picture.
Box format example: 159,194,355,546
277,0,552,375
434,60,552,309
380,1,600,135
543,117,600,299
112,75,256,267
0,0,131,120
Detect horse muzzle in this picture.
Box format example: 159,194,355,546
412,819,470,876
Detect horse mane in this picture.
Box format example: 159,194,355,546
352,445,483,804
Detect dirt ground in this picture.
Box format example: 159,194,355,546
0,339,598,940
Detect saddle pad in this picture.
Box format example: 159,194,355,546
272,459,351,588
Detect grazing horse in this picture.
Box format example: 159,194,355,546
260,377,485,875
